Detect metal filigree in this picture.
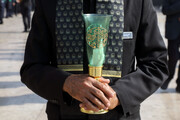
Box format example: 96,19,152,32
86,24,108,48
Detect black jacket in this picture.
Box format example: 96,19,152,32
20,0,168,119
162,0,180,40
20,0,31,9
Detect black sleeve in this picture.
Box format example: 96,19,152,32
111,0,168,116
20,0,71,105
162,0,180,15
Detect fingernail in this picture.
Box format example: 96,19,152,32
105,79,110,83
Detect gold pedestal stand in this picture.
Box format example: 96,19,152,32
80,108,108,114
80,65,108,114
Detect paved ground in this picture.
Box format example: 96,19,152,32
0,12,179,120
0,14,47,120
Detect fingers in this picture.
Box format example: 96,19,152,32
90,86,110,108
80,98,100,112
86,93,108,110
99,77,110,83
64,74,115,111
93,80,115,98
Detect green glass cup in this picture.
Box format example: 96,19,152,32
82,14,112,114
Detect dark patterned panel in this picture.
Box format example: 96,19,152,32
96,0,124,76
56,0,84,66
56,0,124,77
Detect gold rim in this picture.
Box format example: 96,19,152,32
80,108,108,114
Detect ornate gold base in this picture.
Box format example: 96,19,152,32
89,65,103,78
80,65,108,114
80,108,108,114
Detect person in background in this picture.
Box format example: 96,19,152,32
11,0,16,16
0,0,3,24
19,0,31,32
5,0,13,18
161,0,180,93
152,0,163,10
31,0,34,11
12,0,17,16
14,0,20,16
1,0,6,19
15,0,21,15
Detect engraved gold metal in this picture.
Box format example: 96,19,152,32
89,65,103,78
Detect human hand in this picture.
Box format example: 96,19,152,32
80,84,120,110
106,84,120,110
63,74,115,112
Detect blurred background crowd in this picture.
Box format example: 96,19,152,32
0,0,35,31
0,0,165,32
0,0,167,32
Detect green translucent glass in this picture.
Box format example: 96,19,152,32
83,14,112,67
